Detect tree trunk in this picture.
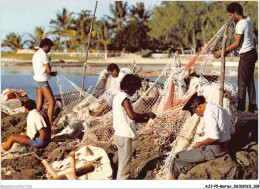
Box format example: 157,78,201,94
180,44,184,54
201,26,206,46
104,44,108,59
118,18,121,29
64,36,67,53
192,27,196,54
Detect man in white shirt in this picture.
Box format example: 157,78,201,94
32,38,61,130
106,63,126,94
2,99,51,151
214,2,257,113
101,63,127,106
113,74,156,179
89,63,127,116
158,93,235,180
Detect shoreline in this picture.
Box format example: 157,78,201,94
0,56,246,64
1,57,258,78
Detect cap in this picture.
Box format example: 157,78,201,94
182,92,198,115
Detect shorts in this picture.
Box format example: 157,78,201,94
34,80,48,89
29,138,44,147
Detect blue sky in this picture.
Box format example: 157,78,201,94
1,0,161,42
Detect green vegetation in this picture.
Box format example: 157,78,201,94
24,27,47,49
136,50,152,57
1,52,34,60
1,33,26,52
1,52,102,61
1,1,258,54
48,8,76,53
148,1,258,53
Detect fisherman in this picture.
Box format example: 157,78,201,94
2,99,51,151
32,38,62,130
89,63,127,116
158,93,235,180
113,74,156,179
214,2,258,113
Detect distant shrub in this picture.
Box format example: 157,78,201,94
135,50,152,58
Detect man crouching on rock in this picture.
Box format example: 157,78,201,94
2,99,51,151
158,92,235,180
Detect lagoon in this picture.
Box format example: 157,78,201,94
1,70,258,104
1,71,98,100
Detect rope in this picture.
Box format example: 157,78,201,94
1,151,43,161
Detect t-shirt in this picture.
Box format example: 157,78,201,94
32,48,51,81
112,91,137,139
107,70,127,94
26,109,48,139
101,70,127,107
201,102,235,142
235,16,255,54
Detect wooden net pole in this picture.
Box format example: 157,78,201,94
219,24,229,106
81,1,98,90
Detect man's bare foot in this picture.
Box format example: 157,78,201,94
1,142,9,152
51,125,63,131
2,136,15,151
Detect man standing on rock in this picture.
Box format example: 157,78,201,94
158,93,235,180
32,38,62,130
214,2,258,113
113,74,156,179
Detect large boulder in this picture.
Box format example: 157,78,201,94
235,142,258,179
179,143,258,180
179,154,240,179
179,113,258,180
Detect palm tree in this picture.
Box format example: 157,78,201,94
49,8,76,52
96,19,113,58
71,10,92,52
1,32,25,52
128,2,152,23
52,36,63,52
25,26,47,49
106,1,128,30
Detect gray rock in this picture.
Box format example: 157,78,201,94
179,154,240,179
178,142,258,180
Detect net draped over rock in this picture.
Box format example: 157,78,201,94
54,19,239,178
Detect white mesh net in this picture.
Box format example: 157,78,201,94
54,19,243,178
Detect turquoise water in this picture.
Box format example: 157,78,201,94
1,70,258,104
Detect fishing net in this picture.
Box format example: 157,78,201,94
155,20,241,178
55,74,112,128
55,19,242,179
184,19,237,96
55,17,237,144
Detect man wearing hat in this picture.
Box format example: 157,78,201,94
159,92,235,180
